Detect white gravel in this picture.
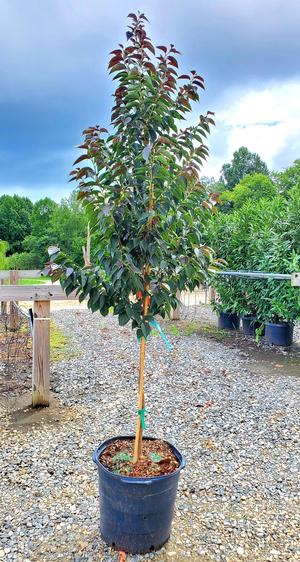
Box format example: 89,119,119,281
0,307,299,562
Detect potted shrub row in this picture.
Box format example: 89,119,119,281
210,275,297,346
207,196,300,346
48,12,218,555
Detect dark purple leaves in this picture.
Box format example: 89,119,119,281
73,154,90,165
127,13,138,20
168,56,178,68
156,45,167,53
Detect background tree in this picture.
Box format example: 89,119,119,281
0,240,9,269
220,146,269,190
0,195,33,253
21,193,88,268
207,193,300,324
49,193,88,265
200,175,224,194
273,159,300,193
31,197,58,236
49,12,217,464
220,173,276,209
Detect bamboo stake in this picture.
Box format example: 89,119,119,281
133,160,154,464
133,293,149,464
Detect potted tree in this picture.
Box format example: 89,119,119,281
238,281,265,337
210,276,241,330
48,12,217,555
248,208,300,346
259,280,298,346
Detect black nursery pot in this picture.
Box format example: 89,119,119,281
218,311,240,330
265,322,294,346
92,435,186,554
242,316,264,337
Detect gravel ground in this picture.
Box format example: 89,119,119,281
0,307,299,562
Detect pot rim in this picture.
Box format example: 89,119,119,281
219,311,239,317
92,435,186,482
265,321,294,328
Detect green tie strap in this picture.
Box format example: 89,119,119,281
138,407,146,429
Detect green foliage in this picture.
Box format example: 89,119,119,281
21,193,88,269
273,159,300,193
286,183,300,251
0,192,87,270
0,240,9,270
6,251,36,270
31,197,58,236
220,173,276,210
49,193,88,265
49,13,217,338
200,176,224,195
210,277,246,314
208,194,300,323
220,146,269,190
0,195,33,253
22,234,54,268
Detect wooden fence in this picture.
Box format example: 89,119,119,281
0,270,213,408
0,270,76,408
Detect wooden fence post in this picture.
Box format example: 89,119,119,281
9,270,19,330
32,300,50,407
1,279,7,315
170,290,182,320
208,286,216,303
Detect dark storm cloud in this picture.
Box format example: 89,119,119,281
0,0,299,198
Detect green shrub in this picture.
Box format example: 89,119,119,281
0,240,9,269
208,194,300,323
6,252,36,270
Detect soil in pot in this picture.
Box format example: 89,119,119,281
100,438,179,477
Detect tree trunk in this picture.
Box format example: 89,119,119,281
133,335,146,463
133,294,149,464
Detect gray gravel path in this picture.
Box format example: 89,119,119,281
0,308,299,562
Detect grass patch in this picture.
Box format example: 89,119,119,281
201,323,232,339
50,320,80,361
20,277,50,285
166,320,231,340
167,324,180,336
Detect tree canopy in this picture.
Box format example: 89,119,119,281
220,146,269,190
273,159,300,193
49,12,217,338
220,173,276,209
0,195,33,253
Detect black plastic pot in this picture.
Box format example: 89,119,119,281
218,311,240,330
265,322,294,346
242,316,264,337
92,435,186,554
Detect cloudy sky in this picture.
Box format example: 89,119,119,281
1,0,300,201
